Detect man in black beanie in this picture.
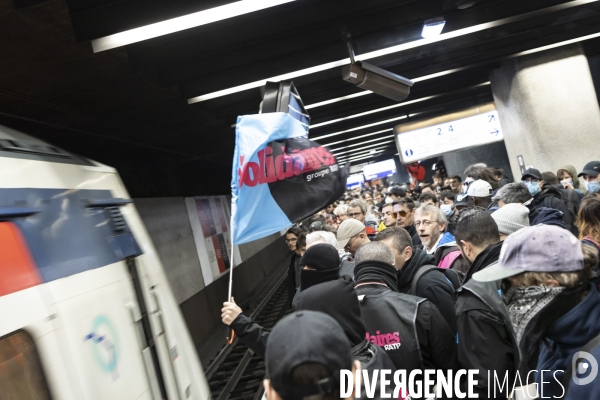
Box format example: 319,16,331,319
297,243,341,293
353,242,457,373
222,244,341,357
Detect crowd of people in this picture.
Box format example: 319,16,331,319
222,160,600,400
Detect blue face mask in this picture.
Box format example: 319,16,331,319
525,181,540,196
440,204,453,217
586,180,600,193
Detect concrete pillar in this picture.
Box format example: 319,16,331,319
491,44,600,180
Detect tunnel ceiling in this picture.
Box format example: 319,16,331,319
2,0,600,197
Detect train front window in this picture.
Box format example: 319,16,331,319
0,330,52,400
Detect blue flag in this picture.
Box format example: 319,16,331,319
231,113,348,244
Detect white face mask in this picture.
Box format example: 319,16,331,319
440,204,453,217
561,178,573,186
384,196,394,204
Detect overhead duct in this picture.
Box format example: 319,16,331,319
341,34,414,102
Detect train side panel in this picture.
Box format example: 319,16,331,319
0,148,211,400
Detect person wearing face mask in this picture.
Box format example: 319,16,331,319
439,191,458,233
473,225,600,400
222,244,341,357
578,160,600,196
521,168,575,233
557,165,585,195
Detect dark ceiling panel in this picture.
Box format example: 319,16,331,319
3,0,599,197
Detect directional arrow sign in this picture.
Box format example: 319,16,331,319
396,110,504,163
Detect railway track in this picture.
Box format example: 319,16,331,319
205,267,292,400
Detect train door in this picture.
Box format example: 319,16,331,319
0,221,75,399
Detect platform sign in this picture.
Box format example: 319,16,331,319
396,110,504,163
347,174,365,189
362,159,397,180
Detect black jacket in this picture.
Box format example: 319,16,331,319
404,223,422,246
354,260,457,372
286,252,301,307
456,278,520,399
340,253,356,277
463,241,503,283
356,284,458,372
533,184,574,232
397,247,457,334
232,278,397,399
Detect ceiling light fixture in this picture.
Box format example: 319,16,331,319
421,18,446,38
323,129,391,147
311,115,407,141
328,136,394,152
340,152,385,164
187,0,595,104
310,81,490,129
91,0,296,52
332,141,394,156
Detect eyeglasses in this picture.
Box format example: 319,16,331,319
344,234,359,252
285,238,297,243
414,220,436,227
384,211,398,219
348,212,364,218
393,210,408,218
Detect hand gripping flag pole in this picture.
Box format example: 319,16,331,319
226,232,235,344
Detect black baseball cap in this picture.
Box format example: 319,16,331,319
387,186,406,197
266,311,353,399
577,161,600,177
309,221,323,231
454,193,470,207
521,168,542,180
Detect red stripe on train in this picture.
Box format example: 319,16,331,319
0,222,42,296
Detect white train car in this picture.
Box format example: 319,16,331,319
0,125,211,400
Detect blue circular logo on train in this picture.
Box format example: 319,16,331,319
84,315,120,377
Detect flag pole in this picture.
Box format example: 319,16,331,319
227,232,236,344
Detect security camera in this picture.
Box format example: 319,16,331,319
340,33,413,102
341,62,413,102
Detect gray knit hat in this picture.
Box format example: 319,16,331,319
492,203,530,236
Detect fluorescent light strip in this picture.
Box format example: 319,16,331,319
323,129,391,147
342,153,382,163
332,141,394,156
329,135,394,152
337,143,394,158
311,82,491,129
311,95,437,128
91,0,296,52
187,0,595,104
305,91,372,109
312,115,406,141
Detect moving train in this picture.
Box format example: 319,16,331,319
0,124,211,399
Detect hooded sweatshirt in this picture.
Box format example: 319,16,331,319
533,184,574,232
532,207,566,228
558,164,584,193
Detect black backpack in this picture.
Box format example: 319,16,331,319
410,264,465,301
559,187,581,216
